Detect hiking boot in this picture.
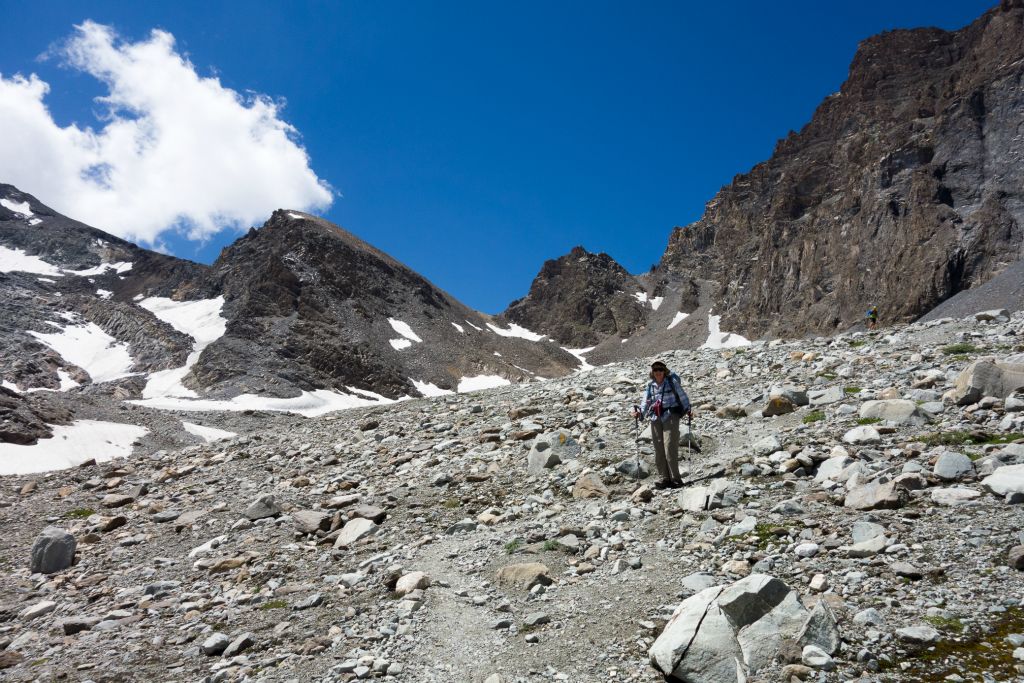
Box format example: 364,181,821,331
668,479,684,489
653,479,672,490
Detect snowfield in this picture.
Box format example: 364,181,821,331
486,322,545,341
700,313,752,350
457,374,511,392
667,311,689,330
29,319,135,383
0,246,64,277
137,297,227,399
181,422,238,443
0,420,148,475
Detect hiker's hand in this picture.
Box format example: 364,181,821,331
632,408,640,418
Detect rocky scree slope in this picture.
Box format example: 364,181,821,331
1,312,1024,682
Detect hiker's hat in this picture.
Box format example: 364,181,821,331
650,361,668,378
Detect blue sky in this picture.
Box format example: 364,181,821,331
0,1,995,313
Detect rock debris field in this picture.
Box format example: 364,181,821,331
2,312,1024,683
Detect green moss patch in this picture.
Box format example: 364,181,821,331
802,411,825,424
896,608,1024,682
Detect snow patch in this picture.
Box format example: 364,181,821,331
129,389,391,417
137,297,227,399
67,261,133,276
700,313,752,350
457,375,510,392
634,291,648,305
0,246,64,276
389,338,413,350
411,379,453,397
0,419,148,475
451,322,465,334
96,289,113,299
562,346,595,371
1,198,33,216
287,212,306,220
28,218,42,226
667,311,689,330
182,421,237,443
2,380,20,393
37,277,56,284
388,318,422,343
29,320,135,383
649,296,664,310
486,322,545,341
464,320,484,332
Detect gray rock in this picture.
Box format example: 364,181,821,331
797,601,840,655
808,386,844,406
933,451,975,481
983,464,1024,497
244,494,281,520
201,632,231,655
930,487,982,506
29,526,76,574
842,426,881,445
222,632,255,657
896,625,941,644
291,510,331,534
953,359,1024,405
334,518,378,547
851,521,886,544
651,574,809,682
858,399,929,425
801,644,835,670
844,480,907,510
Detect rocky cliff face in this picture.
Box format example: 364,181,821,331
503,246,652,347
658,1,1024,339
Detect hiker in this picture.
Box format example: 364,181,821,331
866,305,878,330
633,361,691,490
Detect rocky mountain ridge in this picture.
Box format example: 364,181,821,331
0,184,581,450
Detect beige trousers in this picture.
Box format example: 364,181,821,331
651,414,681,482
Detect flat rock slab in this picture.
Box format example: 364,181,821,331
495,562,552,590
983,464,1024,496
334,518,378,548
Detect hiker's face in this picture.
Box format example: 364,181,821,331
653,369,665,381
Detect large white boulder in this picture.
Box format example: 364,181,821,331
650,574,823,682
982,464,1024,497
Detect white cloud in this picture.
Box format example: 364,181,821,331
0,21,332,244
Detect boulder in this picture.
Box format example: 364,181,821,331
844,480,907,510
842,426,881,444
858,399,929,425
808,386,844,406
975,308,1010,322
291,510,331,534
932,451,975,481
572,472,609,499
527,430,578,475
677,478,731,512
982,464,1024,497
650,574,813,682
334,518,378,548
30,527,76,574
814,455,852,483
495,562,552,590
953,359,1024,405
395,571,431,596
931,487,982,506
244,494,281,520
763,396,796,417
770,385,809,406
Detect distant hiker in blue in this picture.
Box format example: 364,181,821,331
633,361,691,490
866,305,879,330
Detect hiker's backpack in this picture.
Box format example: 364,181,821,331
647,371,691,417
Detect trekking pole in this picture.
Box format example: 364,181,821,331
633,405,642,483
686,411,692,475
